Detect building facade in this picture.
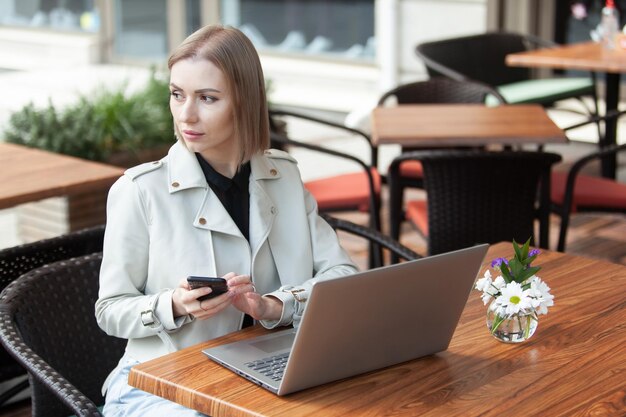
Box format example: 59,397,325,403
0,0,563,112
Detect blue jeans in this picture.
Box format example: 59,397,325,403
103,356,208,417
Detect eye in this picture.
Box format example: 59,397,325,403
200,95,217,104
170,90,183,101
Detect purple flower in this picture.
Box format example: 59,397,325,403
491,257,509,269
529,249,541,258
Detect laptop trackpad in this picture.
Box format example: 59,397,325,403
250,332,295,353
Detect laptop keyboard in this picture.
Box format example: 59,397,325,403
245,352,290,381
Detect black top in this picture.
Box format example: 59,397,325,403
195,154,251,241
195,154,254,328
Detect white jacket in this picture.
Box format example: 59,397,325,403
95,141,357,365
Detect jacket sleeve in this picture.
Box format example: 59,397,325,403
260,187,358,329
95,175,190,343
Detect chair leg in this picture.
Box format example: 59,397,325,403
388,182,405,265
368,199,384,268
557,206,571,252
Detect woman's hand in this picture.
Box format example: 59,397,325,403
227,274,283,322
172,276,232,320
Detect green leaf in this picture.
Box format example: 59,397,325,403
513,239,523,260
520,238,530,261
500,262,513,283
516,265,541,283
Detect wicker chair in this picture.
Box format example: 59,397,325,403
0,225,105,407
552,143,626,252
0,252,125,417
269,109,383,267
321,214,419,264
377,77,505,196
388,150,562,258
415,32,599,131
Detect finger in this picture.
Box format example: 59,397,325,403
178,277,192,290
194,293,232,318
226,274,252,287
221,272,237,279
187,286,213,301
230,282,256,297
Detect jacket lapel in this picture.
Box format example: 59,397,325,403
166,142,242,237
249,153,281,257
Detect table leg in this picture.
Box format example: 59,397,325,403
601,72,621,179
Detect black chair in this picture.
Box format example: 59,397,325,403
0,225,105,407
552,143,626,252
377,76,504,107
388,150,562,258
0,252,125,417
269,109,383,268
321,214,419,264
377,77,505,193
415,32,599,129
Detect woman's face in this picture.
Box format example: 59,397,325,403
169,58,238,161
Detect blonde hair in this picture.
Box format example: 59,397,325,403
168,25,270,163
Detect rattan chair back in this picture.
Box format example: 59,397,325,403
389,150,561,256
377,77,505,106
415,32,532,87
0,252,125,417
0,225,105,407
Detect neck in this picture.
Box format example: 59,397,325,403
200,154,240,178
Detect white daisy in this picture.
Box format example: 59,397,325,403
494,281,533,316
492,275,506,291
527,276,555,315
475,270,493,292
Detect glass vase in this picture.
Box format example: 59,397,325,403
486,302,538,343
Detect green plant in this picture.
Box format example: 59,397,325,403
3,69,173,163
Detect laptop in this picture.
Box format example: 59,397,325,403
203,244,488,395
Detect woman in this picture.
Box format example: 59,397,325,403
96,24,357,416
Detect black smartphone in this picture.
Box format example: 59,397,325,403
186,276,228,301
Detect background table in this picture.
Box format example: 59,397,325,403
370,104,567,147
129,242,626,417
0,142,123,209
507,41,626,178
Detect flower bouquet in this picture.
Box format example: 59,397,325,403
475,239,554,343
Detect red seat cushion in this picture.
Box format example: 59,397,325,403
305,169,381,212
399,160,424,178
405,200,429,236
551,171,626,211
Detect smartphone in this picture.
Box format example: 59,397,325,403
186,276,228,301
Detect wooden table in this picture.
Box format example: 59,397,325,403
507,41,626,178
0,142,123,209
129,242,626,416
370,104,567,147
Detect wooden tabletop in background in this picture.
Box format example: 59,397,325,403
0,142,123,209
129,242,626,416
370,104,567,147
506,41,626,73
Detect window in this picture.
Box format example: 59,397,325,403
114,0,168,59
220,0,375,61
0,0,100,32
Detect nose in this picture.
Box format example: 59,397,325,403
178,99,198,123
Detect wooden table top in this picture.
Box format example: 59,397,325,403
0,142,123,209
129,242,626,417
506,41,626,74
370,104,567,147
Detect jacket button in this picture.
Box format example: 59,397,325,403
199,217,207,225
270,169,277,176
171,181,180,187
271,207,277,215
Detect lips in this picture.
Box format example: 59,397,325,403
183,129,203,136
181,129,205,141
